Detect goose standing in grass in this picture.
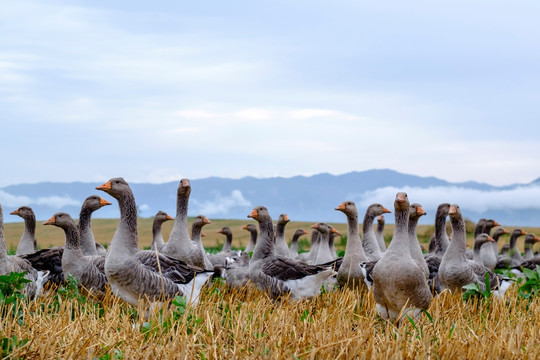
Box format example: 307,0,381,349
408,203,429,280
288,229,308,258
10,206,37,255
311,223,339,265
0,204,48,299
296,229,320,263
480,227,509,271
335,201,368,290
371,192,432,323
43,212,107,296
96,177,216,307
190,215,214,269
150,211,174,251
423,203,451,293
523,234,540,261
78,195,112,256
362,204,392,261
208,227,242,267
218,226,234,253
375,215,386,252
438,204,508,294
472,234,496,267
160,179,210,269
242,224,258,253
274,214,291,257
247,206,335,300
508,229,527,267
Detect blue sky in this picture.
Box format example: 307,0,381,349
2,0,540,188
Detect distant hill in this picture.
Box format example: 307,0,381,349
1,169,539,226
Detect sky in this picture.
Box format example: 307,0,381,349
2,0,540,188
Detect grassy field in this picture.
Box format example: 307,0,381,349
2,218,540,358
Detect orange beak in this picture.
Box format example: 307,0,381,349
486,236,495,242
203,216,211,225
493,220,501,226
248,209,258,220
99,198,112,206
396,193,406,203
202,232,207,237
335,202,346,211
166,214,174,221
283,214,290,222
10,209,19,215
311,224,319,229
242,225,248,230
217,229,223,234
533,235,540,242
43,215,56,225
382,207,391,214
181,179,190,187
449,206,457,215
417,206,427,216
331,228,341,236
303,230,308,235
521,230,527,235
502,229,509,234
96,181,112,192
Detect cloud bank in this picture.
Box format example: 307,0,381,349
191,190,251,216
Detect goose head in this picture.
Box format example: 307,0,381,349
242,224,257,232
394,192,410,212
367,203,392,217
448,204,462,219
524,234,540,246
96,177,130,200
10,206,34,219
194,215,211,226
217,226,232,236
178,178,191,197
277,214,290,226
248,206,271,223
409,203,427,221
82,195,112,212
154,210,174,224
335,201,358,218
43,212,76,229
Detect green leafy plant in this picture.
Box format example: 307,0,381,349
517,266,540,299
1,334,29,358
462,273,492,303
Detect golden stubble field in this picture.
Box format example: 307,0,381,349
3,218,540,359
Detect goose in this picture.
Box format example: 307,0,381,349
0,204,48,299
247,206,335,300
160,179,210,269
523,234,540,261
78,195,112,256
296,229,320,263
150,211,174,251
274,214,291,258
242,224,258,253
408,203,429,280
423,203,451,293
311,223,339,265
472,234,496,267
190,215,214,270
329,229,340,259
508,229,527,267
43,212,107,295
335,201,368,290
361,204,391,261
479,227,509,271
360,202,429,290
438,204,508,294
10,206,37,255
371,192,432,323
96,177,216,307
289,228,308,258
207,227,242,267
375,215,386,252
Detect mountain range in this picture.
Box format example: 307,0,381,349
1,169,540,226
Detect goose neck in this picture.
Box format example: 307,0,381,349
251,220,274,262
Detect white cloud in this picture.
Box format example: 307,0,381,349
0,190,80,209
351,184,540,214
191,190,251,215
289,109,359,120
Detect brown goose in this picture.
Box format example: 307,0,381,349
247,206,335,299
274,214,291,258
79,195,112,256
10,206,37,255
242,224,258,253
375,215,386,252
438,204,508,294
43,212,107,295
150,211,174,251
160,179,210,269
479,227,509,271
362,204,391,261
371,192,432,323
335,201,368,289
96,177,216,307
1,204,47,299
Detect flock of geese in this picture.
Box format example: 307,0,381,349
1,177,539,323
